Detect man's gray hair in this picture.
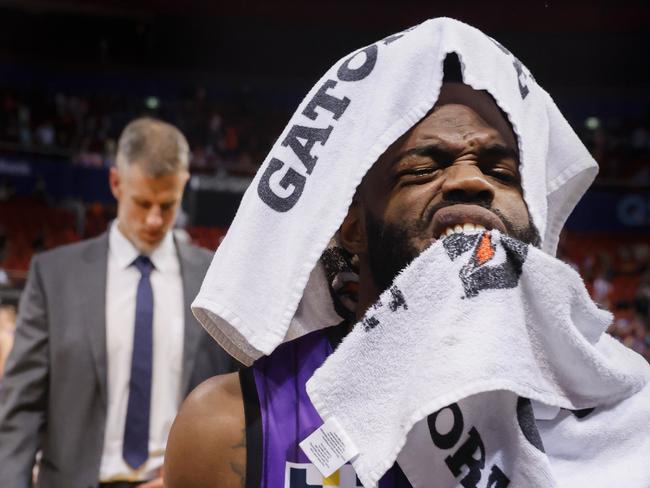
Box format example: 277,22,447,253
116,117,190,177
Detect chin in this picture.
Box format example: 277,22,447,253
135,239,159,254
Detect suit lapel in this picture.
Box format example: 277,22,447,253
77,234,205,405
80,233,109,407
176,240,203,395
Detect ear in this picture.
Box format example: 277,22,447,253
109,166,122,201
339,201,367,256
179,170,191,191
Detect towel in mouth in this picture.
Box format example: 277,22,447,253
305,231,650,488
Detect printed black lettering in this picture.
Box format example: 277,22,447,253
302,79,351,121
428,403,464,449
382,33,404,45
490,38,510,56
516,397,545,452
486,465,511,488
337,45,378,82
362,315,380,332
388,286,407,312
444,427,486,488
488,37,530,100
381,25,418,45
512,58,529,99
281,124,333,174
257,158,306,212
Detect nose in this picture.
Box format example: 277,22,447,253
145,206,164,229
441,164,495,205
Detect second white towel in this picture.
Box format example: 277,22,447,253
305,231,649,487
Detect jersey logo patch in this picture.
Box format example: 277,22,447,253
284,462,362,488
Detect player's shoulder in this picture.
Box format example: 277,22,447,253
165,372,247,488
183,371,243,415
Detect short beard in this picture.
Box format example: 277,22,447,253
364,203,541,294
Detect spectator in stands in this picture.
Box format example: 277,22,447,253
34,120,55,147
592,270,613,309
0,182,14,202
635,272,650,330
0,225,10,288
0,303,16,378
17,104,31,146
0,117,238,488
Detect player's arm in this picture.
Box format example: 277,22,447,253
0,255,49,488
165,372,246,488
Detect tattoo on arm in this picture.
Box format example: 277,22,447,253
231,427,246,450
230,462,245,488
230,428,246,487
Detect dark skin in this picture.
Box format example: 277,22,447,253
164,83,533,487
165,373,246,488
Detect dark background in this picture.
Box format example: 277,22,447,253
2,1,649,114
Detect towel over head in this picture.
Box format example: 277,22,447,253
192,17,598,365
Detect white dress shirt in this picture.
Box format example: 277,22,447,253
100,223,184,481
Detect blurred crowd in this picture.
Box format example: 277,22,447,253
0,87,286,176
2,87,650,185
558,232,650,362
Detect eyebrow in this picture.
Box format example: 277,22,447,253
390,142,519,168
477,144,519,163
390,143,455,168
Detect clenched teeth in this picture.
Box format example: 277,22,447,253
440,223,486,239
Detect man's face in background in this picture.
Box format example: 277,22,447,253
110,162,189,254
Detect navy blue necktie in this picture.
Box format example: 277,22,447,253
123,255,154,469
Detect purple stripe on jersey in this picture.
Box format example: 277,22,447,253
252,327,410,488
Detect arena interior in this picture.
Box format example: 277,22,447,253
0,1,649,371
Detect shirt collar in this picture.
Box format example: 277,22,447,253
109,221,177,272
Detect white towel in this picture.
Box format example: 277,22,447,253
305,230,650,487
192,18,598,365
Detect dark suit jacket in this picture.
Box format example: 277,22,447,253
0,232,237,488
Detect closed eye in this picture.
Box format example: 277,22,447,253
399,166,438,177
487,167,519,184
161,201,176,211
392,144,454,179
394,164,443,184
478,144,520,186
134,199,152,209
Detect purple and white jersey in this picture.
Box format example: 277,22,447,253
240,326,412,488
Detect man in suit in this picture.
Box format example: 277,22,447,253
0,117,237,488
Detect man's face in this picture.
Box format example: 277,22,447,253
110,163,189,254
356,83,539,293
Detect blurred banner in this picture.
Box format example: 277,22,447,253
0,154,113,203
567,188,650,232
